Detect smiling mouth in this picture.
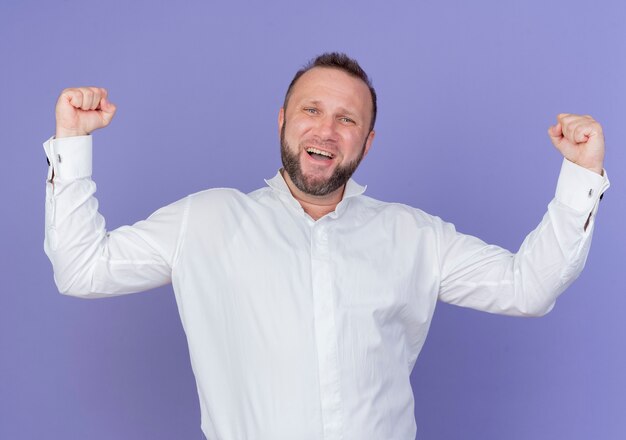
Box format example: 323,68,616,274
306,147,334,160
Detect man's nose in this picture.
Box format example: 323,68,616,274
313,115,339,141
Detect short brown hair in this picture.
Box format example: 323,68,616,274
283,52,377,131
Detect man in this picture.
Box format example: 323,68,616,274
44,53,609,439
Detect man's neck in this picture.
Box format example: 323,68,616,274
281,170,345,221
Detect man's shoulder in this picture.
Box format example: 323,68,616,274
183,185,277,210
352,193,445,227
187,186,247,201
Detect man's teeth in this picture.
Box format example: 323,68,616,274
306,148,333,158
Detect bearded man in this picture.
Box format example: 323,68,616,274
44,52,609,439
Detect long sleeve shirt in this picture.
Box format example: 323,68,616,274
43,135,609,440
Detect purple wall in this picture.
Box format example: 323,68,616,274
1,1,624,438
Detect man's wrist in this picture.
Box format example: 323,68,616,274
55,127,88,139
566,158,604,176
583,164,604,176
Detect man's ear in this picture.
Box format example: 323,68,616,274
363,130,375,158
278,108,285,133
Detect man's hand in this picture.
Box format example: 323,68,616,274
55,87,116,138
548,113,605,175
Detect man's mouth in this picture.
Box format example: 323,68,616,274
306,147,334,161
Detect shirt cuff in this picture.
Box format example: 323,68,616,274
555,158,610,213
43,135,93,180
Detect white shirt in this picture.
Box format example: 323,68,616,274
43,135,609,440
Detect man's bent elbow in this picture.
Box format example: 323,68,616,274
519,298,557,317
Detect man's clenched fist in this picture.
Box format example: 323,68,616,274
55,87,116,139
548,113,605,175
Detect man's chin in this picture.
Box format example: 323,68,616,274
301,169,333,185
296,175,337,196
291,157,362,196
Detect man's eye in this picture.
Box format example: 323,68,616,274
304,108,318,114
340,117,355,124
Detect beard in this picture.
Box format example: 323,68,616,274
280,122,366,196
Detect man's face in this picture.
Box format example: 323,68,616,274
279,67,375,196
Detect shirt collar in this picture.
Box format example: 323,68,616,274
264,170,367,201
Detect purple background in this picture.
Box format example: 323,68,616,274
1,1,625,438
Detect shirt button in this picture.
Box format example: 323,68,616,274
588,188,593,198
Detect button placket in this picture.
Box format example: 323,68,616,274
310,223,343,439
